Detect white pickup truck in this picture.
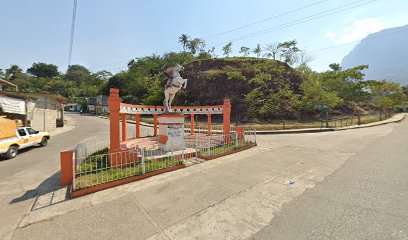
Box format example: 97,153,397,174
0,127,50,159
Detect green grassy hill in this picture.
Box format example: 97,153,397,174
174,57,303,120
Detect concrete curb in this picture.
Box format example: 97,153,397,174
334,113,406,131
98,116,154,127
254,128,335,135
97,114,406,135
255,114,406,134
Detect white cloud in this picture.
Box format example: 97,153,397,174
327,17,386,44
325,32,336,40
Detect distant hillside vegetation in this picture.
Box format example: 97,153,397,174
342,24,408,85
173,57,302,120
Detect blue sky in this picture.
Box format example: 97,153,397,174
1,0,408,73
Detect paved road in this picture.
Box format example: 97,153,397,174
0,113,154,240
0,113,109,181
252,117,408,240
8,115,406,240
0,113,110,240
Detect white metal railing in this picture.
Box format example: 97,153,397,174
73,142,189,191
72,129,256,191
124,125,155,140
74,136,109,162
185,130,256,158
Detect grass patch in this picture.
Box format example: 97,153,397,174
75,156,183,190
78,148,109,173
187,114,392,131
198,141,253,157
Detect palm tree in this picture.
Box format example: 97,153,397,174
187,38,205,55
253,44,262,58
178,34,190,51
5,65,23,80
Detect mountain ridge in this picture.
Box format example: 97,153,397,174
341,24,408,85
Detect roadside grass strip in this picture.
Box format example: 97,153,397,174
76,154,183,190
198,141,256,159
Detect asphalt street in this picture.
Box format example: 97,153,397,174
1,113,407,240
0,113,110,240
253,117,408,240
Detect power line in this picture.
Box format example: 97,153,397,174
203,0,329,40
311,27,408,54
68,0,78,67
88,1,332,71
215,0,379,45
105,26,407,72
102,20,406,73
90,0,379,72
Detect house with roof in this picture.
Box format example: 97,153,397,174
0,77,18,91
0,90,66,132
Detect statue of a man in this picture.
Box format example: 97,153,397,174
163,64,188,112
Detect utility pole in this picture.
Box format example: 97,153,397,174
68,0,78,68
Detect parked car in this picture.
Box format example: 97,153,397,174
0,127,50,159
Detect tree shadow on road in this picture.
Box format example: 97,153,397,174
9,172,70,211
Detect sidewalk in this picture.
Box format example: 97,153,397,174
11,120,398,240
49,114,77,137
335,113,405,131
98,113,406,135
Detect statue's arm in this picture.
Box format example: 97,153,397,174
165,78,171,88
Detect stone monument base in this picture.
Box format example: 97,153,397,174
158,112,185,151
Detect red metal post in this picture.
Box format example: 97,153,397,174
190,114,195,135
135,114,140,138
223,99,231,135
60,150,74,185
109,88,121,152
207,114,212,135
153,114,158,137
121,114,127,142
236,126,244,141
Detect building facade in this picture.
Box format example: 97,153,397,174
0,91,66,132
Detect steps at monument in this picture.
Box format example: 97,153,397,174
121,137,158,150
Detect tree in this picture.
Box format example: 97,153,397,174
320,64,369,104
278,40,300,65
27,62,59,78
263,43,280,60
222,42,233,57
253,44,262,58
94,70,112,81
8,73,32,91
298,50,314,67
299,69,343,112
403,85,408,97
260,87,300,129
178,34,190,51
5,65,23,80
186,38,205,55
197,51,212,59
65,64,92,86
368,80,407,118
208,47,217,58
0,69,8,79
329,63,342,72
239,46,251,57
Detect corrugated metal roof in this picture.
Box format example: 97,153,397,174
0,78,17,87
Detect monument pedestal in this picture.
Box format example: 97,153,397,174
158,113,185,151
